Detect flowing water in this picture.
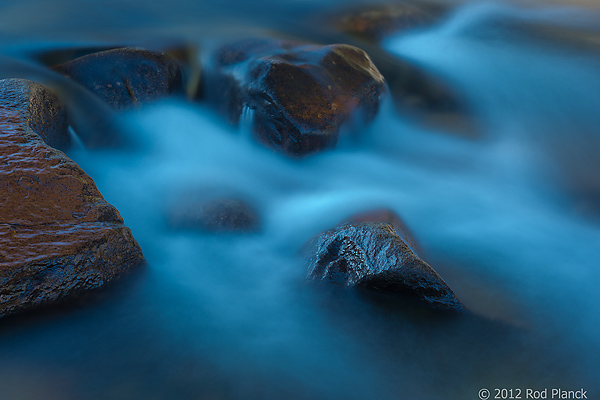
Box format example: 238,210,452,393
1,1,600,399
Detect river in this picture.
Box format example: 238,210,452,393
1,1,599,399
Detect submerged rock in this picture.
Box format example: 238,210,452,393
0,78,145,318
333,2,448,44
53,47,184,110
204,38,386,156
167,195,261,233
306,222,463,311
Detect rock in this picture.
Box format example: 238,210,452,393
204,39,386,156
0,78,144,318
0,78,70,150
332,2,448,44
345,208,420,255
53,47,184,110
282,8,479,137
167,194,260,233
306,222,463,311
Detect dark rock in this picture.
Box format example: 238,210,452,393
53,47,184,110
306,222,463,311
0,79,70,150
346,208,420,255
332,2,449,44
204,39,386,156
167,195,260,233
0,78,145,318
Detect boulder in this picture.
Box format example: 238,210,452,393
204,39,386,156
53,47,184,110
306,222,463,311
0,78,144,318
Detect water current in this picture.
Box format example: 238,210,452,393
1,1,599,399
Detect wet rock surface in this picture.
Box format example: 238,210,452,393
306,222,463,311
53,47,184,110
0,78,145,318
204,39,386,156
0,78,70,150
346,208,421,255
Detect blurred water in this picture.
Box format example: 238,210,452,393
1,1,600,399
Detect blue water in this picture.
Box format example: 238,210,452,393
1,1,600,399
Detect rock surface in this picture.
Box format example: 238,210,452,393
53,47,184,110
0,78,71,150
204,39,386,156
167,193,261,233
168,198,261,233
0,78,144,318
333,2,448,44
346,208,420,255
306,222,463,311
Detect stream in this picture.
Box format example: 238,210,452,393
1,1,599,399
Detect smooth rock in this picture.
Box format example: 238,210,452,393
0,78,70,150
333,2,448,44
0,78,144,318
306,222,463,311
204,39,386,156
167,195,261,233
53,47,184,110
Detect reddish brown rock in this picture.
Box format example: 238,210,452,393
53,47,184,110
0,78,144,318
204,39,386,156
306,222,463,311
333,3,449,44
0,79,70,150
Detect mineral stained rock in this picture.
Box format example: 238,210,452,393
0,78,144,318
204,39,386,156
333,2,449,44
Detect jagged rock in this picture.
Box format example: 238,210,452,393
306,222,463,311
204,39,386,156
346,208,420,255
53,47,184,110
167,194,260,233
0,78,144,318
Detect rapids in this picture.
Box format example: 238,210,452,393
1,1,599,399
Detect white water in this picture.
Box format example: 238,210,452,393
1,1,600,399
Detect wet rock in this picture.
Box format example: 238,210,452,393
53,47,184,110
0,78,70,150
0,78,145,318
333,2,449,44
306,222,463,311
204,39,386,156
288,8,479,136
167,196,260,233
346,208,420,255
